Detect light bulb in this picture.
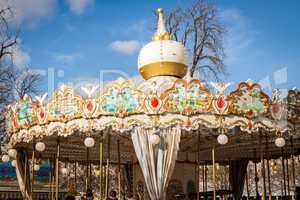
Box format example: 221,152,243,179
11,160,16,167
2,155,10,163
84,137,95,148
61,167,68,175
35,142,46,152
8,149,17,158
34,164,40,171
275,137,285,148
217,134,228,145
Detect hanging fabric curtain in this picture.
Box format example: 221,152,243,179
229,159,249,200
132,126,181,200
16,150,31,200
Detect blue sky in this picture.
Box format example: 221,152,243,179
3,0,300,94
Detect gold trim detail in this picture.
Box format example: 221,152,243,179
152,33,171,41
139,62,187,80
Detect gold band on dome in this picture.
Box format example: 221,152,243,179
139,62,188,80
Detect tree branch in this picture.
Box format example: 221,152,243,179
165,0,226,81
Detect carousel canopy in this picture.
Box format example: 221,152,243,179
3,8,300,164
4,79,300,163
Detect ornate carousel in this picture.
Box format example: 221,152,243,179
2,8,300,200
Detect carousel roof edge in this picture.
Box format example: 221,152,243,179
5,78,300,139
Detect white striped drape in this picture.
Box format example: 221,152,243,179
132,127,181,200
16,152,31,200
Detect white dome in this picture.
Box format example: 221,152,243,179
138,40,188,68
137,8,188,80
138,40,188,80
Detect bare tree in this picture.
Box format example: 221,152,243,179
0,6,18,64
0,5,40,148
165,0,226,80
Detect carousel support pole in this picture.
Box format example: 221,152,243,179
99,138,103,198
265,136,272,199
89,161,93,188
194,158,197,198
286,155,290,197
224,162,228,199
55,140,60,200
48,159,52,200
280,180,283,198
51,155,55,200
24,152,28,200
291,139,296,200
254,148,259,199
105,134,111,200
117,139,121,200
197,134,200,200
103,163,106,198
74,161,77,191
259,134,266,200
227,159,230,190
86,147,90,190
212,143,216,200
30,140,36,198
245,168,250,200
202,164,205,194
23,151,29,200
281,148,287,198
90,159,92,189
66,162,69,188
290,137,296,190
205,163,208,196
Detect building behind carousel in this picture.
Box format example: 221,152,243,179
1,8,300,200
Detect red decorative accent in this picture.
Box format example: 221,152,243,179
187,119,191,126
217,96,225,109
39,111,45,118
151,97,159,108
272,103,280,114
247,109,254,117
86,102,93,111
248,121,253,129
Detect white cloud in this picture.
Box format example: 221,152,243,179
52,52,82,66
109,40,141,55
0,0,57,27
65,0,94,15
12,46,31,68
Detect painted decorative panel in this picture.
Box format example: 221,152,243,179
47,85,83,121
100,80,144,116
229,82,269,118
163,80,212,114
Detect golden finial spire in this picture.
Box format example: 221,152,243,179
152,8,171,41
